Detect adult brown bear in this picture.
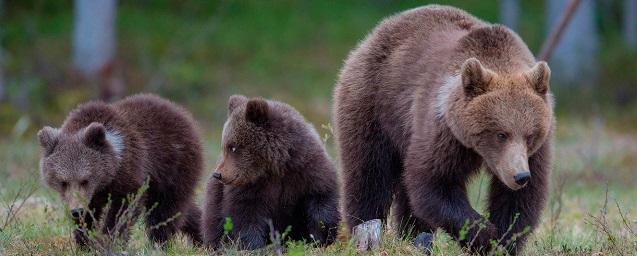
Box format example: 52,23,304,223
333,5,553,254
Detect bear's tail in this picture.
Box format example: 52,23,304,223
180,202,203,245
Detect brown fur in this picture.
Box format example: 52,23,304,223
202,95,340,250
37,94,204,247
333,5,554,254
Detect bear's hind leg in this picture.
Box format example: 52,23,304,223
144,192,183,246
339,124,401,230
304,192,340,245
179,202,203,245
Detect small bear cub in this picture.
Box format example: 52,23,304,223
202,95,340,250
37,94,203,247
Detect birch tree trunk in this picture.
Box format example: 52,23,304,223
499,0,520,31
0,0,4,101
0,44,4,102
625,0,637,48
546,0,599,87
72,0,122,101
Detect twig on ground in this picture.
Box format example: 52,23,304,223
0,181,37,231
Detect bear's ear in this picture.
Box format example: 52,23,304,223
245,98,269,125
83,122,108,151
460,58,494,98
37,126,59,155
525,61,551,95
228,95,248,115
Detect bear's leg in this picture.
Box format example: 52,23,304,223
144,192,184,246
228,205,269,250
487,141,550,255
104,197,138,243
179,202,203,245
225,186,279,250
393,184,432,239
73,214,96,248
74,195,130,248
71,207,95,248
339,124,401,230
73,228,90,248
202,179,225,249
304,192,340,245
404,134,495,253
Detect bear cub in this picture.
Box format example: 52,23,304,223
202,95,340,250
38,94,203,247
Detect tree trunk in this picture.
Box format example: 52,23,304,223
0,48,4,102
72,0,122,101
499,0,520,31
625,0,637,48
546,0,599,87
0,0,4,102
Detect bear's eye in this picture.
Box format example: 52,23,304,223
61,181,68,190
526,134,536,145
227,144,237,153
80,180,89,188
496,132,508,142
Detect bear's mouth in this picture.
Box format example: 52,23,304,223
219,176,239,186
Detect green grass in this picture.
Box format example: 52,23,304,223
1,118,636,255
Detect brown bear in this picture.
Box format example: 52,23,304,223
37,94,203,247
333,5,553,254
202,95,340,250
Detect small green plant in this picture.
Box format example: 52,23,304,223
320,123,333,144
223,217,233,235
286,240,306,256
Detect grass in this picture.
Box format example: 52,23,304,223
0,117,636,255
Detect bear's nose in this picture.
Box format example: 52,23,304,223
71,208,85,220
212,172,222,180
514,172,531,186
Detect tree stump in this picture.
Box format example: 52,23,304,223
351,219,382,251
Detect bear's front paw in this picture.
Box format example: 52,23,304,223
466,223,498,254
73,228,91,249
351,219,382,251
412,232,434,254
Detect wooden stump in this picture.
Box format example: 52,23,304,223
351,219,382,251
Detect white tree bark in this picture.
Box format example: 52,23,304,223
73,0,122,100
546,0,599,87
352,219,382,251
499,0,520,31
73,0,116,76
625,0,637,48
0,0,4,101
0,47,4,102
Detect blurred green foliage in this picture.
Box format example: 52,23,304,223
1,0,636,139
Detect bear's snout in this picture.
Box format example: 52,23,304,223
514,172,531,186
70,207,85,220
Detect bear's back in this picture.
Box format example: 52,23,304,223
335,5,488,149
113,94,199,143
335,5,538,154
112,94,203,178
